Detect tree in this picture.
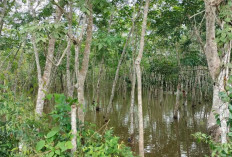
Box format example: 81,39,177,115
135,0,150,156
204,0,232,143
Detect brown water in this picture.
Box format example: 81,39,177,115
85,87,211,157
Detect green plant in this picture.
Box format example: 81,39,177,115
193,74,232,156
193,132,232,157
35,127,73,157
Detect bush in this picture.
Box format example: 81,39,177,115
0,90,134,157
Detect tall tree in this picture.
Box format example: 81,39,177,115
29,0,62,117
77,1,93,123
205,0,231,143
135,0,150,156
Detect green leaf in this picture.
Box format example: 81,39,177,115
48,151,54,157
46,127,60,138
65,141,73,149
46,94,53,101
98,44,103,50
57,142,66,152
225,18,231,23
36,140,45,151
55,149,61,155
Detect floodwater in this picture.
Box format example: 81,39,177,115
85,86,211,157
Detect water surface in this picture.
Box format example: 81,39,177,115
85,87,210,157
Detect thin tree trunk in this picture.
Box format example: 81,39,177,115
66,4,73,98
71,104,77,154
135,0,149,156
129,18,137,136
174,83,181,119
107,17,135,114
130,64,136,135
95,58,104,104
174,45,182,119
77,2,93,123
159,75,163,105
66,40,73,97
0,0,7,35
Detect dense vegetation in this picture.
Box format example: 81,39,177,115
1,0,232,156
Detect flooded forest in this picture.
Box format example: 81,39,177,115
1,0,232,156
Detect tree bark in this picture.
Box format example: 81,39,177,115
66,40,73,97
95,58,104,104
66,4,73,98
205,0,221,81
0,0,7,35
77,2,93,123
129,19,137,136
31,2,62,116
174,83,181,119
174,44,183,119
205,0,231,143
135,0,150,156
71,104,77,154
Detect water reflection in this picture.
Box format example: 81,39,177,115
85,87,210,156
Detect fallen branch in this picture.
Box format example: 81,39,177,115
90,119,110,139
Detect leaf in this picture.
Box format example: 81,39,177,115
36,140,45,151
55,150,61,155
98,44,103,50
57,142,66,152
46,127,60,138
48,151,54,157
225,18,231,23
65,141,73,149
68,98,78,106
46,94,53,101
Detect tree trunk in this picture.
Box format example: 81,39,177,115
35,36,58,116
207,41,231,143
129,26,137,136
135,0,149,156
204,0,221,81
95,58,104,104
107,25,134,114
0,0,7,35
77,3,93,123
130,64,136,136
30,1,62,117
66,40,73,97
205,0,231,143
174,83,181,119
71,104,77,154
66,4,73,98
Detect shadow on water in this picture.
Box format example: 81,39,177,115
85,85,211,157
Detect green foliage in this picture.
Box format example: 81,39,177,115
79,129,134,157
0,90,134,156
0,84,39,156
193,132,232,157
35,127,73,157
216,2,232,47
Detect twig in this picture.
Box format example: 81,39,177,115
90,119,110,139
189,10,205,19
47,40,71,67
